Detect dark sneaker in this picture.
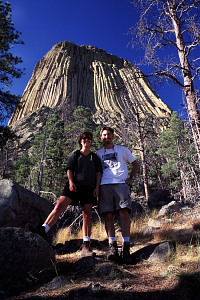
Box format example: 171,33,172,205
107,241,119,262
121,242,132,264
81,241,96,257
26,223,48,241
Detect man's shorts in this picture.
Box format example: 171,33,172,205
98,183,132,214
61,182,97,207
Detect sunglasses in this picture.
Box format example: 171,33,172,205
82,137,92,140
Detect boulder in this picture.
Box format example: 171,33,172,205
0,227,55,287
148,189,174,209
157,201,185,218
130,241,175,264
0,179,54,227
148,218,171,228
131,200,144,218
148,242,172,262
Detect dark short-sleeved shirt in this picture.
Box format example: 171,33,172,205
66,150,102,188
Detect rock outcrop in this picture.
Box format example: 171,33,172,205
9,41,172,127
0,179,54,227
0,227,55,287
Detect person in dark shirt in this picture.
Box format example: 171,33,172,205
35,131,102,256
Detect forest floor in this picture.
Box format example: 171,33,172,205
6,222,200,300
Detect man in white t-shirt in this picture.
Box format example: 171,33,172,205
97,126,139,264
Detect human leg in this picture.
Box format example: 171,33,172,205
104,211,115,238
113,184,132,264
81,204,95,257
119,208,132,264
27,195,72,241
79,186,97,257
82,203,93,238
43,196,72,230
119,208,131,239
103,212,119,261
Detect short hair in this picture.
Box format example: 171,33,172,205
78,131,93,148
100,126,114,135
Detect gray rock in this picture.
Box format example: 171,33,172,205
148,218,171,228
96,263,113,276
158,201,185,217
74,256,96,275
148,242,172,262
0,227,55,287
140,225,159,236
45,275,70,291
0,179,54,227
148,189,174,209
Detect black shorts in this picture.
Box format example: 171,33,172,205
61,182,97,207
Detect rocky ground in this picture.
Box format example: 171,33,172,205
1,192,200,300
3,233,200,300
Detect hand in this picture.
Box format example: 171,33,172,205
69,182,76,192
93,186,100,197
126,177,135,185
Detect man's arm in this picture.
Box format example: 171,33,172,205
126,160,140,185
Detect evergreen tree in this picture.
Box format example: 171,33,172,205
0,0,24,123
12,106,99,198
157,111,199,201
0,125,17,178
12,151,31,187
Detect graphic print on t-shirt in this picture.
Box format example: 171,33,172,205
102,151,118,169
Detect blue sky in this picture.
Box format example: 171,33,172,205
9,0,185,114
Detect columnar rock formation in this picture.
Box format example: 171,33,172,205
9,41,172,126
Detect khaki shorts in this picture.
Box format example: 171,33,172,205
98,183,132,214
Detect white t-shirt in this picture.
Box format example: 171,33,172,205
96,145,136,184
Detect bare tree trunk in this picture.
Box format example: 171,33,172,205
121,68,150,200
38,143,45,194
167,0,200,163
136,114,150,200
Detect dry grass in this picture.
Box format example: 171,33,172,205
9,207,200,300
54,220,107,245
90,222,108,241
55,207,200,271
130,208,200,279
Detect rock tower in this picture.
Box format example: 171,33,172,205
9,41,172,126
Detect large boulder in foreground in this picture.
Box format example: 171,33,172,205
0,179,54,227
0,227,55,287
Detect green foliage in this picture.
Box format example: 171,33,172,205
156,112,198,194
0,125,16,150
12,106,99,197
91,125,103,151
0,0,24,123
158,113,181,180
12,151,31,186
0,125,17,178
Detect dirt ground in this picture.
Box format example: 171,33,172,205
4,239,200,300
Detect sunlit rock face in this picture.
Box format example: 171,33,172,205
9,41,171,126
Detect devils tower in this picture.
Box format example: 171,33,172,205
9,41,172,126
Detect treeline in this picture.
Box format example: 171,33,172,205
1,106,199,204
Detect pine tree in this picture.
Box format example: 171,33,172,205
12,106,98,198
157,111,199,201
0,0,24,123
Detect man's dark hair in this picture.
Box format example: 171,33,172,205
100,126,114,135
